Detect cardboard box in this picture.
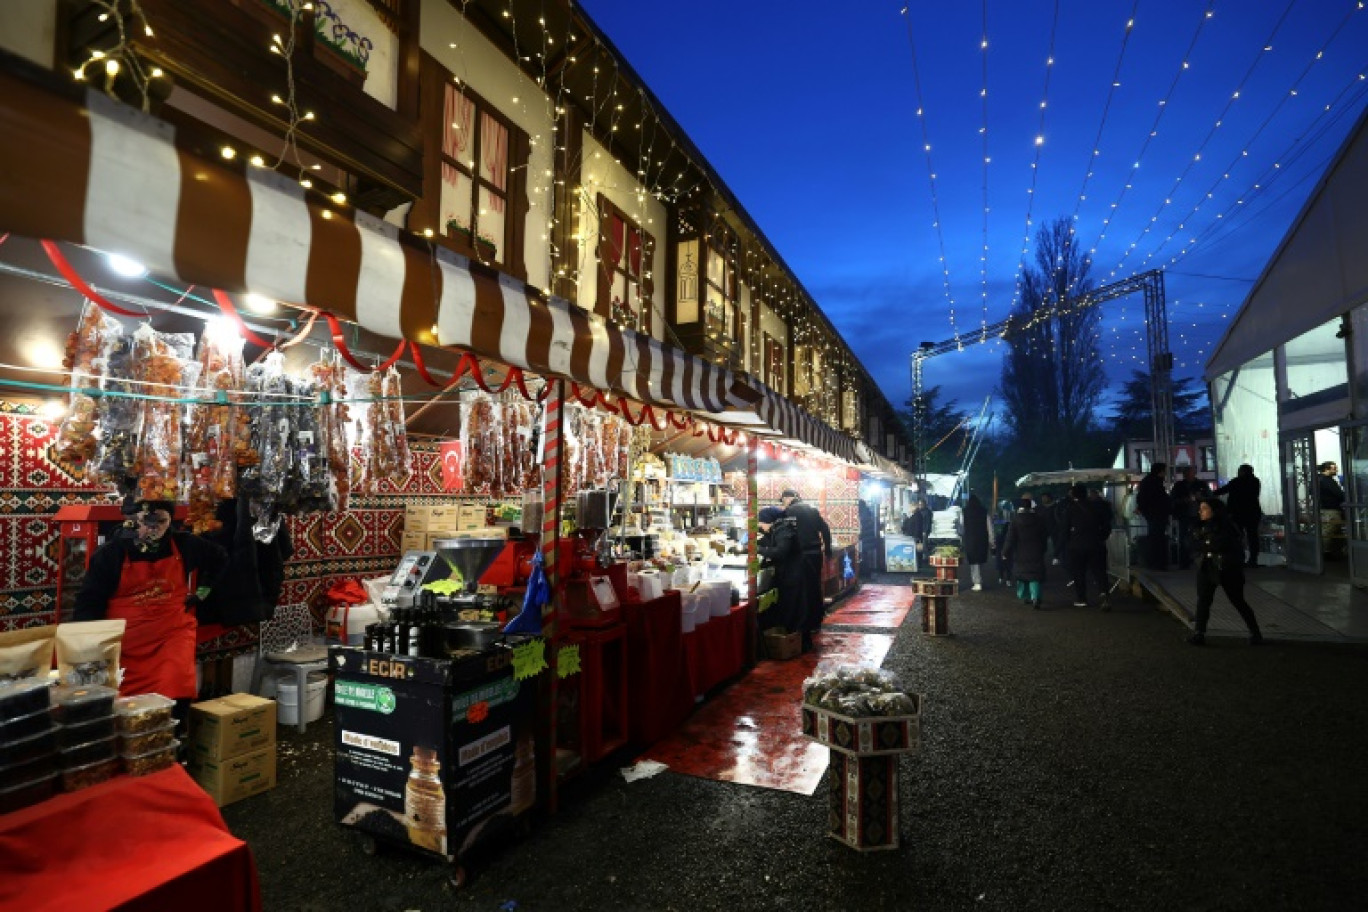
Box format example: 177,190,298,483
400,530,426,553
426,505,460,532
189,693,276,762
458,504,487,530
403,505,428,532
764,629,802,661
190,745,277,807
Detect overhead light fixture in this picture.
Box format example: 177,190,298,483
39,400,67,420
105,253,147,278
243,293,278,315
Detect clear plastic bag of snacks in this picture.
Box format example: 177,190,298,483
92,334,140,492
55,300,122,467
185,329,245,533
307,353,351,513
131,326,199,505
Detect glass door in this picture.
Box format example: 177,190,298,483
1344,423,1368,586
1281,432,1322,574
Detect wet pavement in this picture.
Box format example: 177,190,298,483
222,571,1368,911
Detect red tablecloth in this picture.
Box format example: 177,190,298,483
684,604,748,697
0,766,261,912
622,590,693,745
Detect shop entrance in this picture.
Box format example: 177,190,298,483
1342,422,1368,587
1281,431,1322,574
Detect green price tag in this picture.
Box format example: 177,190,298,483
557,644,582,679
511,638,548,681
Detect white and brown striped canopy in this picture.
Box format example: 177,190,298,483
0,73,876,465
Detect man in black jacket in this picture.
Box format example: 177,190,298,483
1136,462,1171,570
781,489,832,651
1061,485,1114,609
1214,464,1262,568
1169,467,1212,569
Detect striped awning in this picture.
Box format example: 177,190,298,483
747,381,860,465
0,75,757,417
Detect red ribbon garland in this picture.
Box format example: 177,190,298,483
413,345,546,402
317,310,405,372
41,240,145,318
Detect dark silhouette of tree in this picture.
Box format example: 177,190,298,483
1107,370,1211,439
997,218,1107,469
901,384,970,475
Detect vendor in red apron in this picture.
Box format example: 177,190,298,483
73,499,227,725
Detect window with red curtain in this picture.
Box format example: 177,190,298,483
440,82,512,263
596,195,654,335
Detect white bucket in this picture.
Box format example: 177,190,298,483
277,671,328,725
681,601,696,634
700,581,732,617
685,591,708,627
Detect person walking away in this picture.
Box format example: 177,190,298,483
755,506,805,639
1136,462,1172,570
1062,484,1114,609
1187,499,1264,646
780,490,833,652
1037,492,1060,568
961,492,994,591
1213,464,1263,568
1002,498,1048,609
1169,467,1212,569
907,500,933,564
74,499,228,728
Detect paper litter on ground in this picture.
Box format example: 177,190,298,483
620,760,668,782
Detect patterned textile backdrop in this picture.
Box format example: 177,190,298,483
756,470,861,545
0,401,464,659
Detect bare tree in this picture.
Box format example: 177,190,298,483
997,218,1106,465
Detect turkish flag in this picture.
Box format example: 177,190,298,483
440,440,463,492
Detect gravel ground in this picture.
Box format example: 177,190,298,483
223,573,1368,911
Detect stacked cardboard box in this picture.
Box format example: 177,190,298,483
187,693,277,807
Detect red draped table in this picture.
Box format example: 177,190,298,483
0,765,261,912
684,604,748,698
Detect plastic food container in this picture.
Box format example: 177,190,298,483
0,708,54,743
118,720,176,755
0,678,53,722
60,756,120,792
114,693,175,734
50,685,117,724
0,771,57,814
55,715,117,750
0,726,56,767
58,734,118,770
121,739,178,777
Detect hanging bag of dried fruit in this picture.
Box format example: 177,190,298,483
131,325,200,505
55,299,122,469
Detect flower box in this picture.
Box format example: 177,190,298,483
445,221,497,261
800,698,922,757
909,578,957,597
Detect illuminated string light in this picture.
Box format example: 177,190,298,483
1142,5,1365,271
1006,0,1061,314
1103,0,1298,281
901,5,960,343
977,0,990,338
71,0,163,112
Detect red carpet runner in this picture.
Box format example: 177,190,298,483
642,584,909,795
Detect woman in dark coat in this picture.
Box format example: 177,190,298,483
1002,498,1048,609
961,492,993,591
756,506,807,642
1188,498,1264,646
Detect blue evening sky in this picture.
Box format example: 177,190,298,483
578,0,1368,419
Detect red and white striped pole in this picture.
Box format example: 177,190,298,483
538,379,567,812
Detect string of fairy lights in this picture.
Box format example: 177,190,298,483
893,0,1367,383
1004,0,1060,315
1100,0,1299,283
901,5,961,346
977,0,991,339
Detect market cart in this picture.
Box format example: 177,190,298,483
330,636,537,888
